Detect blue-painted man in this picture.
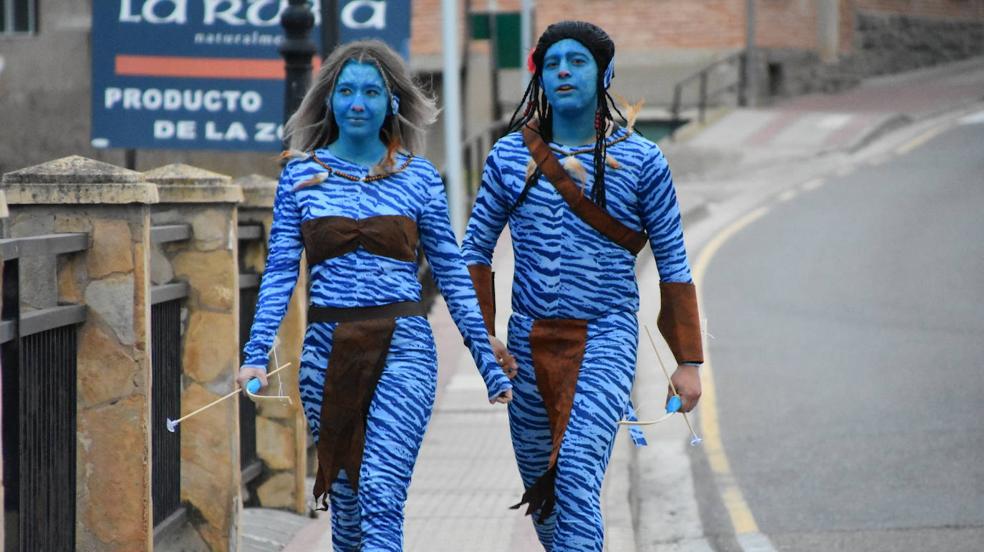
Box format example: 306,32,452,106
463,21,704,551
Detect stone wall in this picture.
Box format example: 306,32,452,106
2,156,159,551
0,156,309,551
848,10,984,74
236,174,310,514
145,164,244,551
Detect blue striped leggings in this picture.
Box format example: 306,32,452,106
506,311,638,551
298,316,438,551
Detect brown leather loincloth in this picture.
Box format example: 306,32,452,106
511,318,588,522
309,305,422,510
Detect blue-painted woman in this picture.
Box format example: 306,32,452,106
238,40,512,552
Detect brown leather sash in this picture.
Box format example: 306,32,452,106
511,318,588,521
521,124,648,255
310,312,402,509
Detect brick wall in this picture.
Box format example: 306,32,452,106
409,0,984,56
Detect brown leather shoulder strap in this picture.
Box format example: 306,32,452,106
521,124,648,255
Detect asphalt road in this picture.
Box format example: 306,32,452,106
700,119,984,551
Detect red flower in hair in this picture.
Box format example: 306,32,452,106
527,48,537,73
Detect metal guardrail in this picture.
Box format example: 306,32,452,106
237,224,265,484
148,223,191,531
151,224,192,244
671,52,747,124
1,232,89,551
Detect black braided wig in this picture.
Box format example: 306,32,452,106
507,20,629,213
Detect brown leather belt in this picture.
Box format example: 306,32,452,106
309,300,427,509
308,300,428,323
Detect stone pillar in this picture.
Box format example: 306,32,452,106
818,0,841,63
0,188,7,548
144,164,244,551
236,174,309,513
1,156,159,552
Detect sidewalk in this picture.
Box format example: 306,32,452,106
667,55,984,181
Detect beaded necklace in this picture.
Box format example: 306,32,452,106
549,129,631,156
311,152,414,182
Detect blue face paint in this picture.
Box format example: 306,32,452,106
328,61,390,165
541,38,599,116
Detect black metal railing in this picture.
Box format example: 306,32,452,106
671,52,747,125
149,224,190,533
237,224,264,484
1,233,88,552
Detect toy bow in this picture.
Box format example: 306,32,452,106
619,324,703,447
166,338,293,433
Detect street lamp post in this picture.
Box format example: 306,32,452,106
320,0,340,60
743,0,757,107
280,0,317,142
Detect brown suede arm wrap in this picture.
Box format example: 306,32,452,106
657,282,704,365
467,264,496,336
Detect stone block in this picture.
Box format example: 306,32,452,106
182,310,238,383
144,164,243,204
77,323,137,407
1,156,158,204
78,395,150,551
190,207,233,251
256,473,296,509
235,174,276,209
57,254,85,304
181,383,238,552
84,274,135,346
150,245,175,286
86,218,134,278
172,250,236,312
256,418,296,471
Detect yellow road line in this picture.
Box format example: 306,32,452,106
895,125,947,156
776,189,798,202
692,205,770,535
801,178,825,191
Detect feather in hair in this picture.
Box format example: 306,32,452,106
611,92,645,133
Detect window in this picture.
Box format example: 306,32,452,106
1,0,37,35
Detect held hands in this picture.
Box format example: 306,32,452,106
489,336,516,404
237,365,269,392
490,336,518,379
667,364,701,413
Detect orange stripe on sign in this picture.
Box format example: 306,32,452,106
115,55,322,80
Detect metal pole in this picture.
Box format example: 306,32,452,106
488,3,502,121
520,0,533,91
442,0,466,237
744,0,757,107
280,0,317,149
320,0,340,60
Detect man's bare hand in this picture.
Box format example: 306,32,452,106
668,364,701,412
490,336,518,379
237,366,268,392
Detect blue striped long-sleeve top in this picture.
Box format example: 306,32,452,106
242,150,511,399
461,128,692,321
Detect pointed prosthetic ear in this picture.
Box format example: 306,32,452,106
390,94,401,115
